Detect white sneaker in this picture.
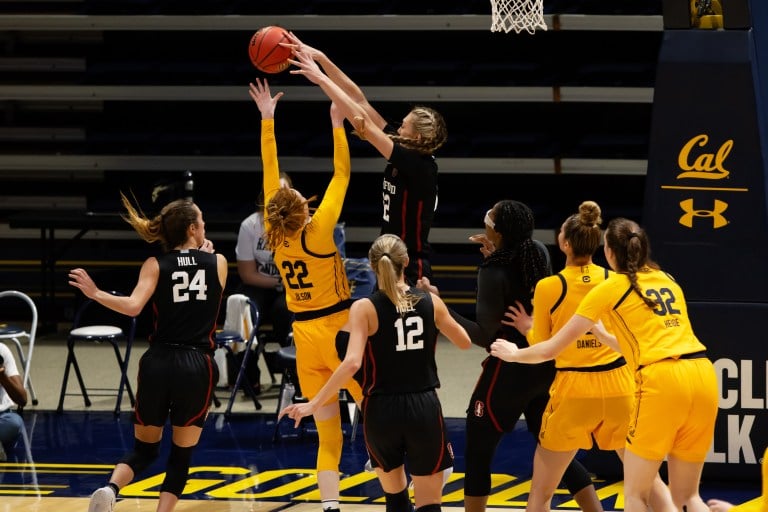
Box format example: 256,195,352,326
88,486,116,512
442,466,454,486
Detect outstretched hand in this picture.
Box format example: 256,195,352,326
284,32,323,62
489,339,520,362
469,233,495,258
68,268,100,299
248,77,283,119
278,401,316,428
501,301,532,336
288,44,327,85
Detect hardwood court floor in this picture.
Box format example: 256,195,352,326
0,411,762,512
2,496,282,511
1,334,762,511
1,498,525,512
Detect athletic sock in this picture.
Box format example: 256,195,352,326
322,499,340,512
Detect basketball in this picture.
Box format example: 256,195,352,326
248,26,292,74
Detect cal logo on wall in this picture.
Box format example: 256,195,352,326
643,30,768,302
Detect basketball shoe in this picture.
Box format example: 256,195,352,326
88,486,116,512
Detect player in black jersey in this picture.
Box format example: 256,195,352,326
280,234,471,512
287,35,447,284
69,193,227,512
418,200,603,512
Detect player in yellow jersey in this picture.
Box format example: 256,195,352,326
490,217,718,512
707,445,768,512
502,202,673,512
249,77,362,512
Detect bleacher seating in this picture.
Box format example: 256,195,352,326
0,0,662,327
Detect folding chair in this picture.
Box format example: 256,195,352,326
0,290,38,406
56,291,136,416
214,294,261,417
272,341,304,442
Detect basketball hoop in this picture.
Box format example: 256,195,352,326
490,0,547,34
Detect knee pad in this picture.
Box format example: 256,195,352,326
563,458,594,495
385,487,413,512
160,443,195,497
416,504,441,512
315,415,343,472
120,439,161,476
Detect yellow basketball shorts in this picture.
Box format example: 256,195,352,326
291,308,363,405
539,364,635,452
627,357,718,462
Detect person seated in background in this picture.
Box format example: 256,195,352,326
0,341,28,462
235,171,294,349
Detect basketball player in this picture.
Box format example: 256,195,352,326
501,201,674,512
286,33,446,285
280,233,472,512
69,194,227,512
417,200,603,512
491,218,718,512
248,77,362,512
707,446,767,512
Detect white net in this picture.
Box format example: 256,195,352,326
490,0,548,34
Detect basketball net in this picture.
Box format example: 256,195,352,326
490,0,547,34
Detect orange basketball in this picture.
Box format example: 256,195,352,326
248,26,292,74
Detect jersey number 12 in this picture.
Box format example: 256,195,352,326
394,316,424,351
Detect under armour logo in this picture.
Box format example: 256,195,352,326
679,198,729,228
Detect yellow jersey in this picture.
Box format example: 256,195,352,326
575,268,707,371
529,263,618,369
261,119,351,315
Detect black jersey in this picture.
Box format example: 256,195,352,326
360,287,440,395
469,239,554,431
380,142,438,261
150,249,222,352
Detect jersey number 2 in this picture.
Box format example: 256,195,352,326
382,191,390,222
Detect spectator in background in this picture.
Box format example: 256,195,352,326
235,171,294,348
0,342,27,462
